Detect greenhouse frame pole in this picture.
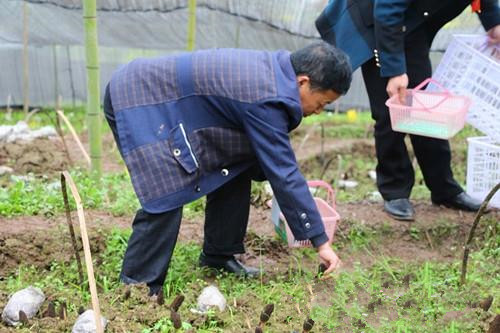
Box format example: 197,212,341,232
187,0,197,51
83,0,102,178
22,1,29,115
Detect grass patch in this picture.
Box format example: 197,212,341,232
1,226,497,332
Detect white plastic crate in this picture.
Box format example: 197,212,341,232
466,136,500,208
428,35,500,143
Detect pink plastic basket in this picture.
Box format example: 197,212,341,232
385,78,471,139
267,180,340,248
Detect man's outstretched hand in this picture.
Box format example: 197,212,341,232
317,242,342,275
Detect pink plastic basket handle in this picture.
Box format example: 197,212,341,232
412,78,451,111
413,77,449,93
306,180,336,209
476,38,500,52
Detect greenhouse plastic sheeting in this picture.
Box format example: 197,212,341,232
1,0,326,49
0,0,484,108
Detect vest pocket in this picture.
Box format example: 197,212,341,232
168,123,199,174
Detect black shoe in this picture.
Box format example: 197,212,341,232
384,198,415,221
432,192,482,212
199,252,260,277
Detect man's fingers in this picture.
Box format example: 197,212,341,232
324,259,341,275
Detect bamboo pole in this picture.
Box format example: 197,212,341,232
22,1,29,115
83,0,102,177
186,0,197,51
61,171,103,333
53,45,59,108
56,109,91,166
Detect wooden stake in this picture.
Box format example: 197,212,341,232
61,173,84,286
6,94,12,120
54,97,73,166
57,109,90,166
461,182,499,285
61,171,103,333
24,108,40,123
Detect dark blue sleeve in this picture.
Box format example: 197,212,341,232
374,0,412,77
242,100,329,247
478,0,500,31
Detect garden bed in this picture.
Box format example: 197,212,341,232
0,111,498,332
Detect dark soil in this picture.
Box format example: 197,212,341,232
0,138,69,175
0,133,123,175
0,127,498,332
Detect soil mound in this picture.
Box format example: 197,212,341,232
0,138,69,174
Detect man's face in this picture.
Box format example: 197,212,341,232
297,75,340,117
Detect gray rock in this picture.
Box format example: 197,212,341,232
72,310,108,333
1,286,45,326
196,285,226,313
367,191,383,202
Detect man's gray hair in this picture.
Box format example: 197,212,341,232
290,41,352,95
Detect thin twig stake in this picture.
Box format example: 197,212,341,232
61,171,103,333
57,110,91,166
461,182,500,285
61,173,84,286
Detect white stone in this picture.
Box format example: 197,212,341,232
367,191,383,202
0,166,13,176
196,285,226,313
368,170,377,180
72,310,108,333
338,180,358,189
1,286,45,326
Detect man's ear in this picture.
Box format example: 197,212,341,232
297,75,310,87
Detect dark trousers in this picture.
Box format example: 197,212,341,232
103,86,252,294
361,26,463,202
119,170,252,295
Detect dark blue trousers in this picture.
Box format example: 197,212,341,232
104,85,253,294
361,25,463,202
